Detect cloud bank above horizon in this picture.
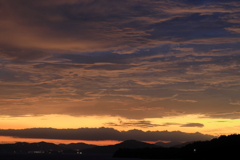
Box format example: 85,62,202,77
0,127,215,142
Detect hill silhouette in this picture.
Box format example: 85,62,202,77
155,141,183,148
0,141,96,153
81,139,157,154
113,134,240,160
181,134,240,159
0,140,156,155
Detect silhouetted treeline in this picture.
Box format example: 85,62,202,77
113,134,240,160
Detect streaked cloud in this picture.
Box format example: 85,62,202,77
105,120,204,128
180,123,204,128
104,120,180,128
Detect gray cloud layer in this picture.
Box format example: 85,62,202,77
0,128,214,142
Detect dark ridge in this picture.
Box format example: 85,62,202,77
155,141,183,148
113,134,240,160
0,141,96,153
116,139,156,148
81,139,157,154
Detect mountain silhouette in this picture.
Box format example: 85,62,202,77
113,134,240,160
0,141,96,153
81,139,157,154
155,141,183,148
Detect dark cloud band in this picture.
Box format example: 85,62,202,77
0,128,214,142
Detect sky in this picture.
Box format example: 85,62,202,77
0,0,240,145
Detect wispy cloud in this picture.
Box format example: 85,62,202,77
180,123,204,128
105,120,180,128
105,120,204,128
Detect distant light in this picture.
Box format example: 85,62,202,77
194,149,196,152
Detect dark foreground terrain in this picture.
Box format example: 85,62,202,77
0,153,179,160
114,134,240,160
1,134,240,160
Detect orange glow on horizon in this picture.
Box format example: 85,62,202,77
0,136,122,146
1,114,240,139
0,136,173,146
0,136,190,147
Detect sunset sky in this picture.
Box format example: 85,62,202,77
0,0,240,145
